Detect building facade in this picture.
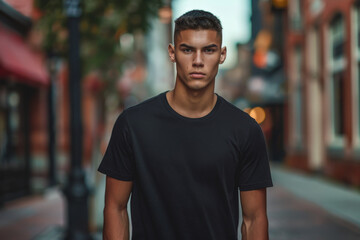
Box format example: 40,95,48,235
285,0,360,185
0,0,50,204
245,0,286,162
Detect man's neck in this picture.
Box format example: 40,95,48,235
166,86,217,119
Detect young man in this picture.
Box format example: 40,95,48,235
99,10,273,240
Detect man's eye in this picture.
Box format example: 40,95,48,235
204,48,215,53
183,49,192,53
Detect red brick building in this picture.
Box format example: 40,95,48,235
0,0,50,203
0,0,105,204
284,0,360,185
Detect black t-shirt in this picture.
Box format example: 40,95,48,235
98,92,273,240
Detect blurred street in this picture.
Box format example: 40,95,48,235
0,164,359,240
1,0,360,239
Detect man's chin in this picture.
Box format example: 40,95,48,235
177,77,214,91
186,84,213,92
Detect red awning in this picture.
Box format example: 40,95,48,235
0,24,49,87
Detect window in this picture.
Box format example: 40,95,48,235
0,88,22,166
0,86,6,162
356,6,360,130
329,14,346,146
289,0,302,30
356,6,360,53
332,72,345,135
352,4,360,148
291,46,303,149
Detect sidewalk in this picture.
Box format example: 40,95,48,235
0,187,102,240
0,188,65,240
267,164,360,239
270,164,360,227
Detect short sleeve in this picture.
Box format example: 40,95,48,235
238,120,273,191
98,111,134,181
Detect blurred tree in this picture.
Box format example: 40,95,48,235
35,0,164,88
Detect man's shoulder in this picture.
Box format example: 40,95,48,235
125,93,165,113
217,95,255,125
125,92,164,113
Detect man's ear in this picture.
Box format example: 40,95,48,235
168,43,176,63
219,46,227,64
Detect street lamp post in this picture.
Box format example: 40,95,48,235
63,0,92,239
47,52,57,187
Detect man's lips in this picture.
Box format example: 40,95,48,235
189,72,206,79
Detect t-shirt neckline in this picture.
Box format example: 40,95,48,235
160,91,222,121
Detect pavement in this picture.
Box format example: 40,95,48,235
0,164,359,240
267,164,360,239
0,188,65,240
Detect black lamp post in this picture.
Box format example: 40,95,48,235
47,51,59,187
63,0,92,239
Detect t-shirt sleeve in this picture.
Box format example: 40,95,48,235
238,120,273,191
98,111,134,181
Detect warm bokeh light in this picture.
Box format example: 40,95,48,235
272,0,288,8
249,107,266,124
253,50,267,68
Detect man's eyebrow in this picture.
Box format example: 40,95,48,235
204,44,218,48
179,43,194,48
178,43,219,48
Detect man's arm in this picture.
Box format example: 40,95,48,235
103,176,133,240
240,188,269,240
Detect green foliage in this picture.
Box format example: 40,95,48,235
34,0,164,86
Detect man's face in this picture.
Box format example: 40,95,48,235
168,29,226,91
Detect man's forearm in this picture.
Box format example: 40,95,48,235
241,216,269,240
103,207,129,240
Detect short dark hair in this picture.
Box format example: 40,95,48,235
174,10,222,42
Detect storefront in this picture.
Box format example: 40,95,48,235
0,2,49,204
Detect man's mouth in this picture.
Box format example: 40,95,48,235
190,72,206,79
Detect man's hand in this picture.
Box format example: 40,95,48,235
103,176,133,240
240,188,269,240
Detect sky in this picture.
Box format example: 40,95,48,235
172,0,251,69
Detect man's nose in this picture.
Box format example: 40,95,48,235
192,51,204,67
